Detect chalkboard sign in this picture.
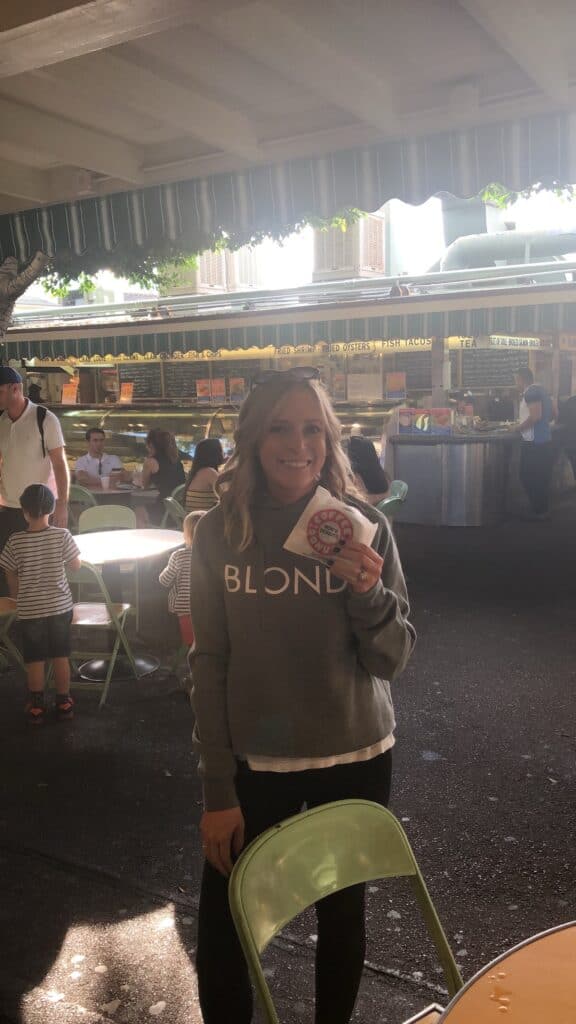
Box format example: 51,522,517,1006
118,362,162,399
393,352,432,391
462,350,528,388
164,362,205,400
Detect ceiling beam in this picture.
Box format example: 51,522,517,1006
206,1,399,133
0,96,142,182
0,158,51,202
459,0,572,106
70,52,261,162
0,0,250,78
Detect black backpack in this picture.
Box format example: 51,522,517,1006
36,405,48,457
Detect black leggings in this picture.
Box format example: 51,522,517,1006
196,750,392,1024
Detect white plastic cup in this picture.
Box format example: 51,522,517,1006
100,475,110,491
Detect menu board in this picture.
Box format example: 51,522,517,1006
164,362,205,400
462,349,529,388
118,362,162,399
393,352,432,391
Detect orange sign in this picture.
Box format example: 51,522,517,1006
61,377,79,404
211,378,226,403
119,382,134,404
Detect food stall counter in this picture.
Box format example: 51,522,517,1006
389,431,518,526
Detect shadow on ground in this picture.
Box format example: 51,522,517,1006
1,496,575,1022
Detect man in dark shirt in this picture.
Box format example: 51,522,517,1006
514,367,556,519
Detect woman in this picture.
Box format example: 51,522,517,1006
140,428,185,525
185,438,224,512
190,368,415,1024
346,434,390,505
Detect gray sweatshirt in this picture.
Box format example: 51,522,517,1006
190,490,416,810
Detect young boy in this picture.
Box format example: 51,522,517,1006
159,511,204,646
0,484,81,724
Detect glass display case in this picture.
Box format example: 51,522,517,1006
56,403,392,464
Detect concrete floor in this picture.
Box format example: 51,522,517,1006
0,495,575,1024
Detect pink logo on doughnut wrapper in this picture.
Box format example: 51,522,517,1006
306,508,354,557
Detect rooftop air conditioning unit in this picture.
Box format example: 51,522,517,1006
313,214,386,282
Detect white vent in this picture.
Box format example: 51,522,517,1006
313,215,385,281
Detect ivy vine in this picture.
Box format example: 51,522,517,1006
480,181,576,209
40,209,365,299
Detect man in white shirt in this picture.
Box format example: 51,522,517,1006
75,428,128,488
0,365,69,591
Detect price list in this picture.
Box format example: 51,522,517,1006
164,362,205,399
462,350,528,388
393,351,432,390
118,362,162,399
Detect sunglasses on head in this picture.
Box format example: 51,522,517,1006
251,366,321,389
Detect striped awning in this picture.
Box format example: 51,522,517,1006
0,112,573,272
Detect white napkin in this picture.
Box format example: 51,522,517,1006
283,486,377,564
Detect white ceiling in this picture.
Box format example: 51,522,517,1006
0,0,575,215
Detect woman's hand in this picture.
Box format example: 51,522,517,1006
200,807,245,876
328,541,383,594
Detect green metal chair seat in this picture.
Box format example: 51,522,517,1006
229,800,462,1023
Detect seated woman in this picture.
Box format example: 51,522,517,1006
138,428,185,525
185,438,224,512
346,435,390,506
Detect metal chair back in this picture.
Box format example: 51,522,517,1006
162,496,185,528
78,504,136,533
171,483,186,505
69,484,97,532
229,800,462,1024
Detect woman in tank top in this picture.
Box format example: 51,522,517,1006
185,438,224,513
140,429,185,524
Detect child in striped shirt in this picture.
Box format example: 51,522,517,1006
0,484,81,725
159,511,204,646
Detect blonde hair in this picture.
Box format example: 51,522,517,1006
216,378,354,550
183,510,205,545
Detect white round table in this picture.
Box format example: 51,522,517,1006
75,529,183,677
76,528,182,566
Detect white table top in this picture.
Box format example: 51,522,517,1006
76,529,183,565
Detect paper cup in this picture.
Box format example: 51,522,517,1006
100,476,111,490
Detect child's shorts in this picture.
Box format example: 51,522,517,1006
178,615,195,646
21,610,73,664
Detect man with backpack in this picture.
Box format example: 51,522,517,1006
0,366,69,592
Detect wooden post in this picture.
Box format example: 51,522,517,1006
431,337,449,406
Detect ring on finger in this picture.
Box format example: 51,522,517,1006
357,568,368,583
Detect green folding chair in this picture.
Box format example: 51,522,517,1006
229,800,463,1024
377,479,409,520
66,561,139,709
171,483,186,506
0,597,25,671
77,504,139,620
389,479,409,502
78,504,136,532
161,496,186,528
69,483,97,533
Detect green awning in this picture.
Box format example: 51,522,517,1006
0,112,572,274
